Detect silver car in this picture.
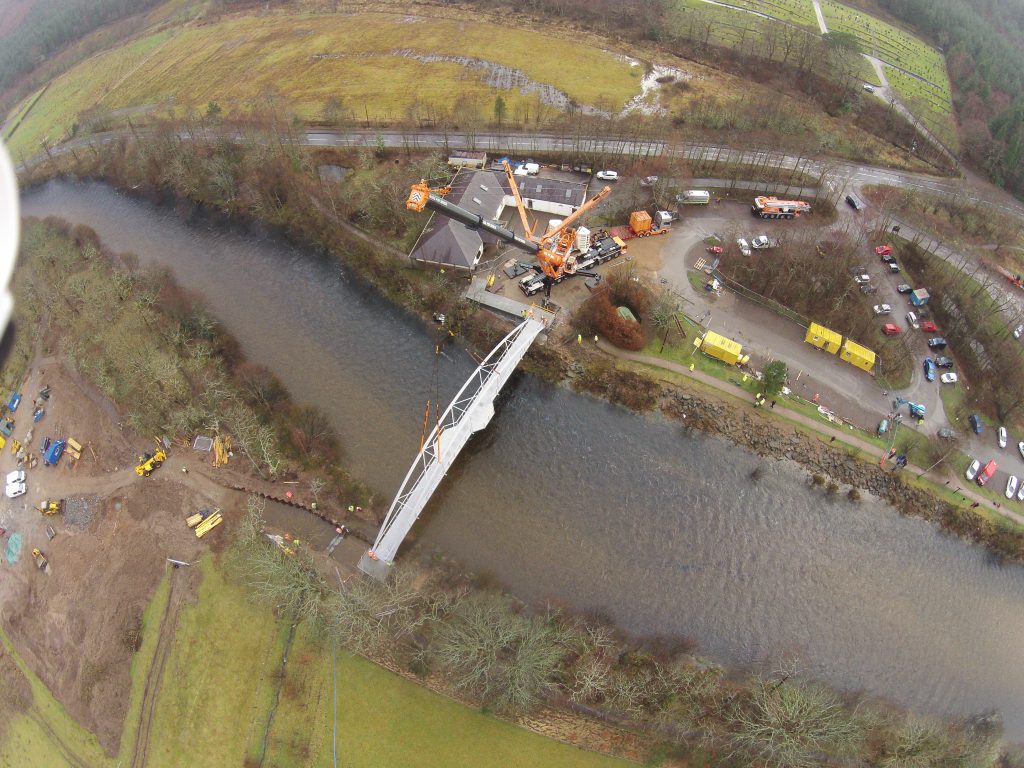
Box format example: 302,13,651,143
965,459,981,481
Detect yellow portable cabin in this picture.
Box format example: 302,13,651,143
840,339,876,372
804,323,841,354
698,331,745,365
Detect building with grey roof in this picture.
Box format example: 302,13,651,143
410,168,588,272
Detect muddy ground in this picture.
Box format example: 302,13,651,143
0,359,224,754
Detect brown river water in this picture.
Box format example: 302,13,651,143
21,180,1024,739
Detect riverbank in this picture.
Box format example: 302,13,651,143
16,135,1024,565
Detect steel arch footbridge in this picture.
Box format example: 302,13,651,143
358,318,545,580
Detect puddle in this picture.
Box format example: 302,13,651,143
318,165,350,184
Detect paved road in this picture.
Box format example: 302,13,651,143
599,340,1024,528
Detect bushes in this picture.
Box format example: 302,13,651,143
576,269,653,352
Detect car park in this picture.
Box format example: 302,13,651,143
934,356,954,368
923,358,936,381
896,284,913,294
927,337,947,349
874,245,893,256
853,274,871,284
998,426,1008,448
872,304,892,315
969,414,984,434
920,321,938,332
737,238,751,256
965,458,981,481
940,372,958,384
595,170,618,181
977,460,997,486
881,323,902,335
1007,476,1019,499
905,311,919,329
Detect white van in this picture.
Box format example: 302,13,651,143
678,190,711,205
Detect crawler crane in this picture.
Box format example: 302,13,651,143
407,161,612,298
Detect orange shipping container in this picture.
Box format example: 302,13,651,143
629,211,652,235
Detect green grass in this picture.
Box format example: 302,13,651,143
712,0,819,28
7,11,639,159
143,558,290,767
883,67,959,152
0,628,112,768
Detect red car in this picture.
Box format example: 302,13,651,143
875,244,893,256
881,323,902,335
707,246,723,254
977,460,998,486
920,321,938,332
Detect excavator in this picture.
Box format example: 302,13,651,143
407,161,612,298
135,442,167,477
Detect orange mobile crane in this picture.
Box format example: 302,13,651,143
751,196,812,219
407,161,612,297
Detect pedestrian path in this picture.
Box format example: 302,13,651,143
601,342,1024,527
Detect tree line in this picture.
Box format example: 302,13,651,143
0,0,162,94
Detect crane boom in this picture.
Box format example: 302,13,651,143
407,181,539,255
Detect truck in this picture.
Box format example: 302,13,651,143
43,439,65,466
519,236,623,296
751,196,811,219
677,190,710,205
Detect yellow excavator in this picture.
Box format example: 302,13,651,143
135,447,167,477
38,499,63,515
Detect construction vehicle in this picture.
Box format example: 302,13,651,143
408,161,613,298
751,196,812,219
43,438,65,466
628,210,674,237
518,235,624,296
38,499,64,516
135,447,167,476
991,262,1024,289
32,548,48,571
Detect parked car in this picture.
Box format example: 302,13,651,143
5,470,25,485
977,460,997,486
934,356,954,368
938,427,957,439
4,480,25,499
998,426,1008,448
1006,475,1019,499
888,263,901,273
969,414,984,434
751,235,775,249
881,323,902,335
595,170,619,181
863,84,876,93
1019,440,1024,459
853,274,871,284
965,458,981,481
927,337,947,349
940,372,958,384
872,304,892,315
737,238,751,257
920,321,938,332
639,175,658,186
896,284,913,294
874,244,893,256
879,253,896,264
1015,324,1023,339
1018,482,1024,502
923,358,936,382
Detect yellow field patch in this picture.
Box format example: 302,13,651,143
7,11,639,158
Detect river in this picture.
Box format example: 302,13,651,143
20,180,1024,738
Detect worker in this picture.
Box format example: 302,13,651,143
593,335,599,343
181,467,188,474
577,334,582,345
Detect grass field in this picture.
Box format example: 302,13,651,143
6,11,639,159
707,0,819,28
884,66,959,152
0,557,633,767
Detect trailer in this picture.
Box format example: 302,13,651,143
839,339,876,372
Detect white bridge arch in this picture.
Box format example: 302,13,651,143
358,318,545,580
